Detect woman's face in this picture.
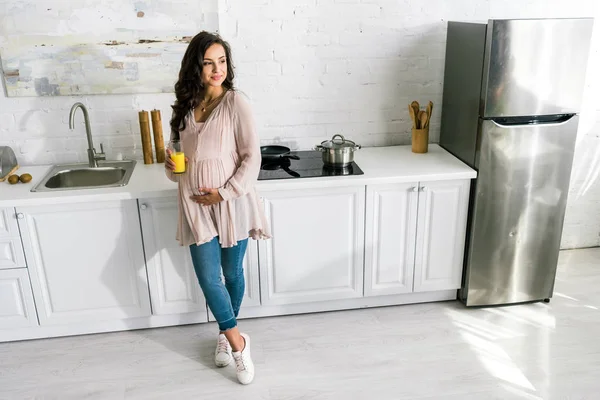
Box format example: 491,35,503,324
201,44,227,88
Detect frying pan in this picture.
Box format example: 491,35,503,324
262,156,301,178
260,145,291,158
260,145,301,178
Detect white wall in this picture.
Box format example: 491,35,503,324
0,0,599,248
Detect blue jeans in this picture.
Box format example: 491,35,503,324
189,237,248,332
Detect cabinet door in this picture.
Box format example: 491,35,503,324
414,180,470,292
0,207,19,238
0,238,27,270
364,182,418,296
0,208,27,270
0,269,38,329
138,198,207,316
242,241,261,307
17,200,151,326
259,186,365,305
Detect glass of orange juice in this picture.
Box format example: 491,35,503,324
169,140,186,174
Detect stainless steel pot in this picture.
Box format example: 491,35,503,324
315,134,361,167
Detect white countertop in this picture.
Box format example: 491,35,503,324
0,144,476,208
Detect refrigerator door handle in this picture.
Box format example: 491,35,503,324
489,114,576,129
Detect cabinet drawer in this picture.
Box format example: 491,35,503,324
0,268,39,329
0,237,27,270
0,208,19,238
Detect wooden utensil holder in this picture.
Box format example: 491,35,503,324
412,127,429,154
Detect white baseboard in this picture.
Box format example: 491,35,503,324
1,290,457,343
0,312,209,343
236,290,457,319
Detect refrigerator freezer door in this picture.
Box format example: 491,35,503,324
461,115,579,306
481,18,593,118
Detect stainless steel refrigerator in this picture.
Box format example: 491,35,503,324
439,18,594,307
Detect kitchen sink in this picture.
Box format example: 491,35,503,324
31,160,136,192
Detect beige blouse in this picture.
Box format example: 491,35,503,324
165,90,271,248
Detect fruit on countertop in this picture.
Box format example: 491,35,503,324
19,173,32,183
5,173,32,184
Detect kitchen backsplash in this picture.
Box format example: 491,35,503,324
0,0,599,248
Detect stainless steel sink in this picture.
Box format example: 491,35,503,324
31,160,136,192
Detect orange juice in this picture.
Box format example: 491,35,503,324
170,152,186,174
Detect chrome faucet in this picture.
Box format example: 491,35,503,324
69,102,105,168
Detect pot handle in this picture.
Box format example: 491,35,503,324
355,144,362,150
331,134,346,143
314,145,325,152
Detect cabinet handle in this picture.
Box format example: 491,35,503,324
16,213,24,220
411,187,418,192
140,204,148,210
420,186,428,192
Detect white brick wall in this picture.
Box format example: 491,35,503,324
1,0,599,248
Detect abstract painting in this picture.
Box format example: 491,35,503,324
0,0,218,97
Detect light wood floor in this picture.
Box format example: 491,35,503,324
1,248,599,400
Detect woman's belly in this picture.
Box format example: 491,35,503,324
188,155,238,196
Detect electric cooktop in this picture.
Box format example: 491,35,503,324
258,150,364,181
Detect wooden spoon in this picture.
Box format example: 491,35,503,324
408,105,416,128
426,101,433,128
411,101,420,124
418,110,428,130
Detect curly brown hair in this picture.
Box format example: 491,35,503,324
170,31,235,139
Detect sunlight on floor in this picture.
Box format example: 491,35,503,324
501,382,545,400
444,308,524,341
483,304,556,330
445,307,549,399
554,292,579,301
554,292,599,310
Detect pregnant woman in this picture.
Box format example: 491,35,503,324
165,31,270,385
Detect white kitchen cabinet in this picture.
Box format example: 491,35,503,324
413,180,470,292
17,200,151,326
259,186,365,305
139,197,260,318
364,182,419,296
364,179,470,295
0,269,38,329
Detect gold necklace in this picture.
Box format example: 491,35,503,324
200,90,227,112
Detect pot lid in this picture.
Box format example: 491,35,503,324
320,134,357,149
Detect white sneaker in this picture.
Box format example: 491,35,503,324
232,333,255,385
214,333,232,367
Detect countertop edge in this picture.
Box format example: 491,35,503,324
0,145,478,208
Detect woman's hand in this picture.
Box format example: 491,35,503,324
191,188,224,206
165,148,188,171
